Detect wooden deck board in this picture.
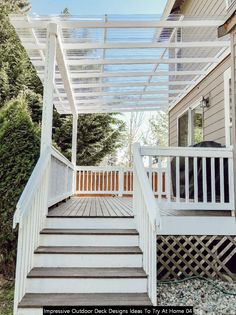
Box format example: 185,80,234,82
27,267,147,278
48,196,231,218
19,293,152,307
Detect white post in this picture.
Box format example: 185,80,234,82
231,29,236,216
72,113,78,193
40,23,58,154
118,168,124,196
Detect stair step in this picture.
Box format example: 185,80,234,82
26,267,147,294
27,267,147,278
35,246,142,254
40,229,138,235
19,293,152,308
45,217,136,229
34,246,143,267
39,229,139,247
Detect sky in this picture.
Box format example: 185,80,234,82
29,0,168,162
30,0,168,15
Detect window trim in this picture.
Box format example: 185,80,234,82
177,98,203,147
224,67,232,147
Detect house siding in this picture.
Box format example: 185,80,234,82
180,0,226,16
168,0,229,147
169,56,230,146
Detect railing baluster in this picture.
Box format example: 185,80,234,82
166,156,171,202
176,156,180,202
185,157,189,203
158,157,162,200
211,158,216,203
194,157,198,203
220,157,224,203
202,157,207,203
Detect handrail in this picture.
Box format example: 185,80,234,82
51,145,74,169
133,142,160,305
13,145,75,315
13,147,51,228
141,146,233,158
133,143,161,227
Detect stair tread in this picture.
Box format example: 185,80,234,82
27,267,147,278
47,215,135,218
35,246,142,254
40,229,138,235
19,293,152,307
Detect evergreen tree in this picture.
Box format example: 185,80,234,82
0,97,40,277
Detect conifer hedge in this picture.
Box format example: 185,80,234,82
0,98,40,277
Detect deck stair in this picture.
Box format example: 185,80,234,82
17,205,151,315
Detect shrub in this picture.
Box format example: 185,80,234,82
0,97,40,278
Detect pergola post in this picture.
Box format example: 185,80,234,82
230,29,236,217
40,23,58,154
72,113,78,193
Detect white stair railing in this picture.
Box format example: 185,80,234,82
133,143,161,306
13,145,74,315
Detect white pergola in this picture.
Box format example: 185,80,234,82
10,14,230,161
11,14,230,115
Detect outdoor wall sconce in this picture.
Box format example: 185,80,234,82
200,96,210,108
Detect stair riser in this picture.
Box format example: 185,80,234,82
26,278,147,293
39,234,139,247
46,218,136,230
34,254,142,267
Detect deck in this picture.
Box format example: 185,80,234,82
48,196,232,217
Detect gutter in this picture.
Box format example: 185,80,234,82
218,8,236,37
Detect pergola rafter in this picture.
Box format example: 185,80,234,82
10,14,230,114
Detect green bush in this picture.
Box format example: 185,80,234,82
0,97,40,278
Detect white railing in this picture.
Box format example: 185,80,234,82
76,166,166,196
133,143,161,306
141,146,235,211
49,146,74,207
13,146,74,315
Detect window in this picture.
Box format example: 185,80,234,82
178,111,188,147
192,105,203,145
224,68,232,147
177,102,204,147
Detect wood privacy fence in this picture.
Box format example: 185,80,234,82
76,166,166,196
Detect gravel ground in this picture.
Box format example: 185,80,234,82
157,278,236,315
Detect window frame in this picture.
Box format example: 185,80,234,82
177,99,203,147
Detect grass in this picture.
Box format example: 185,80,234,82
0,278,14,315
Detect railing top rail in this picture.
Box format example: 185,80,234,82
133,143,161,228
51,145,74,169
14,146,74,228
140,146,233,158
13,147,51,228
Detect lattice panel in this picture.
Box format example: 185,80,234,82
157,236,236,280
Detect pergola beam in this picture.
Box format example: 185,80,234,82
11,19,226,29
23,41,230,50
60,90,183,97
56,81,195,89
55,28,78,115
74,97,173,105
34,57,220,67
38,70,206,79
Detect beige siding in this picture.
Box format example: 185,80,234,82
180,0,226,16
169,56,230,146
